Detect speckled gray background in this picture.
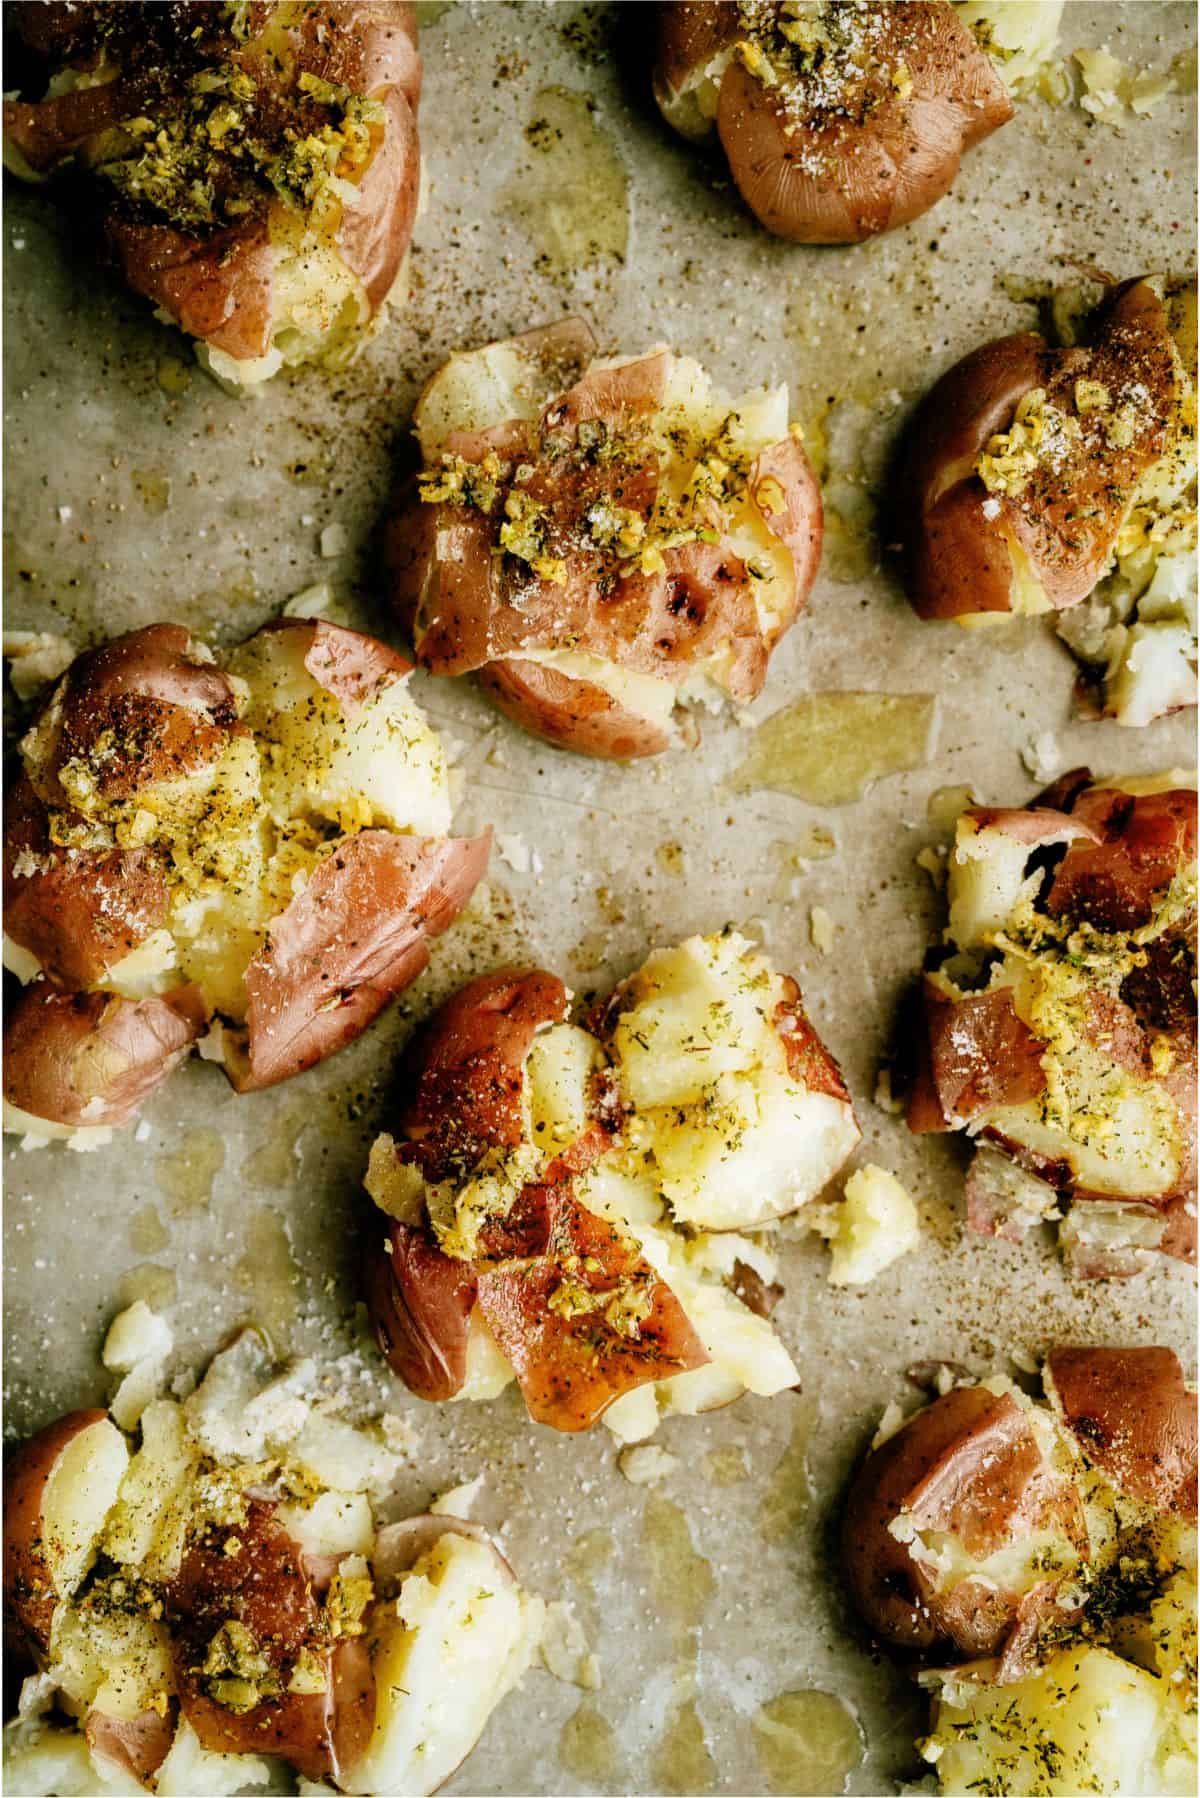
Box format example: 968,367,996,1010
3,3,1196,1793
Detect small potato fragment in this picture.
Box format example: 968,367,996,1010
3,1411,129,1655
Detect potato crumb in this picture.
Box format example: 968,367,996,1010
820,1165,921,1287
618,1443,679,1486
808,905,835,953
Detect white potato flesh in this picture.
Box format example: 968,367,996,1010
613,933,782,1109
37,1418,129,1602
650,1066,859,1231
276,1489,376,1559
50,1602,172,1720
286,1412,403,1495
155,1720,272,1797
227,624,451,837
346,1532,543,1797
928,1644,1194,1797
102,1303,173,1372
0,1100,113,1151
824,1165,920,1286
1,1720,127,1798
947,818,1044,948
612,933,856,1230
1106,619,1198,728
415,340,566,460
453,1310,518,1404
102,1400,195,1578
523,1022,603,1164
951,1,1064,92
3,933,45,984
99,930,179,1000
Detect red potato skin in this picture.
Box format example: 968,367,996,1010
1045,1347,1197,1519
475,1185,709,1431
366,1219,480,1402
4,4,421,364
4,775,171,988
396,968,569,1165
22,623,242,813
656,2,1013,244
905,979,1047,1133
3,983,210,1131
841,1385,1086,1665
774,975,853,1104
898,280,1181,620
1045,786,1197,932
3,1409,113,1657
232,829,492,1092
167,1499,376,1784
477,659,673,762
387,330,822,758
260,617,415,710
85,1709,175,1790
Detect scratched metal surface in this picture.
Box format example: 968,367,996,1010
2,4,1196,1794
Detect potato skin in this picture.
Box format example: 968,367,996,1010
897,279,1181,619
842,1385,1086,1664
3,1408,112,1656
167,1498,376,1783
1045,1347,1197,1519
655,1,1012,243
478,659,673,761
396,969,569,1162
232,829,492,1093
4,775,171,988
4,4,421,365
3,983,209,1131
366,1219,479,1402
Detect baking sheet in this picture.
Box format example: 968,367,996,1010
3,4,1196,1793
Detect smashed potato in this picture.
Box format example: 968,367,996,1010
3,4,421,389
386,319,822,757
653,2,1062,243
366,930,862,1434
2,1324,542,1798
843,1348,1197,1797
898,275,1197,728
3,619,488,1140
901,769,1196,1275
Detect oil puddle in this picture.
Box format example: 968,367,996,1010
753,1688,865,1795
233,1208,300,1346
504,86,629,273
731,692,937,806
756,1399,816,1546
652,1697,716,1795
559,1701,622,1784
156,1128,225,1216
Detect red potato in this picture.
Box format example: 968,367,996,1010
842,1384,1087,1666
167,1498,376,1785
902,773,1197,1273
4,5,421,386
3,1409,129,1656
386,322,822,758
897,279,1186,619
4,618,487,1135
1045,1347,1197,1519
654,2,1013,244
3,983,209,1134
